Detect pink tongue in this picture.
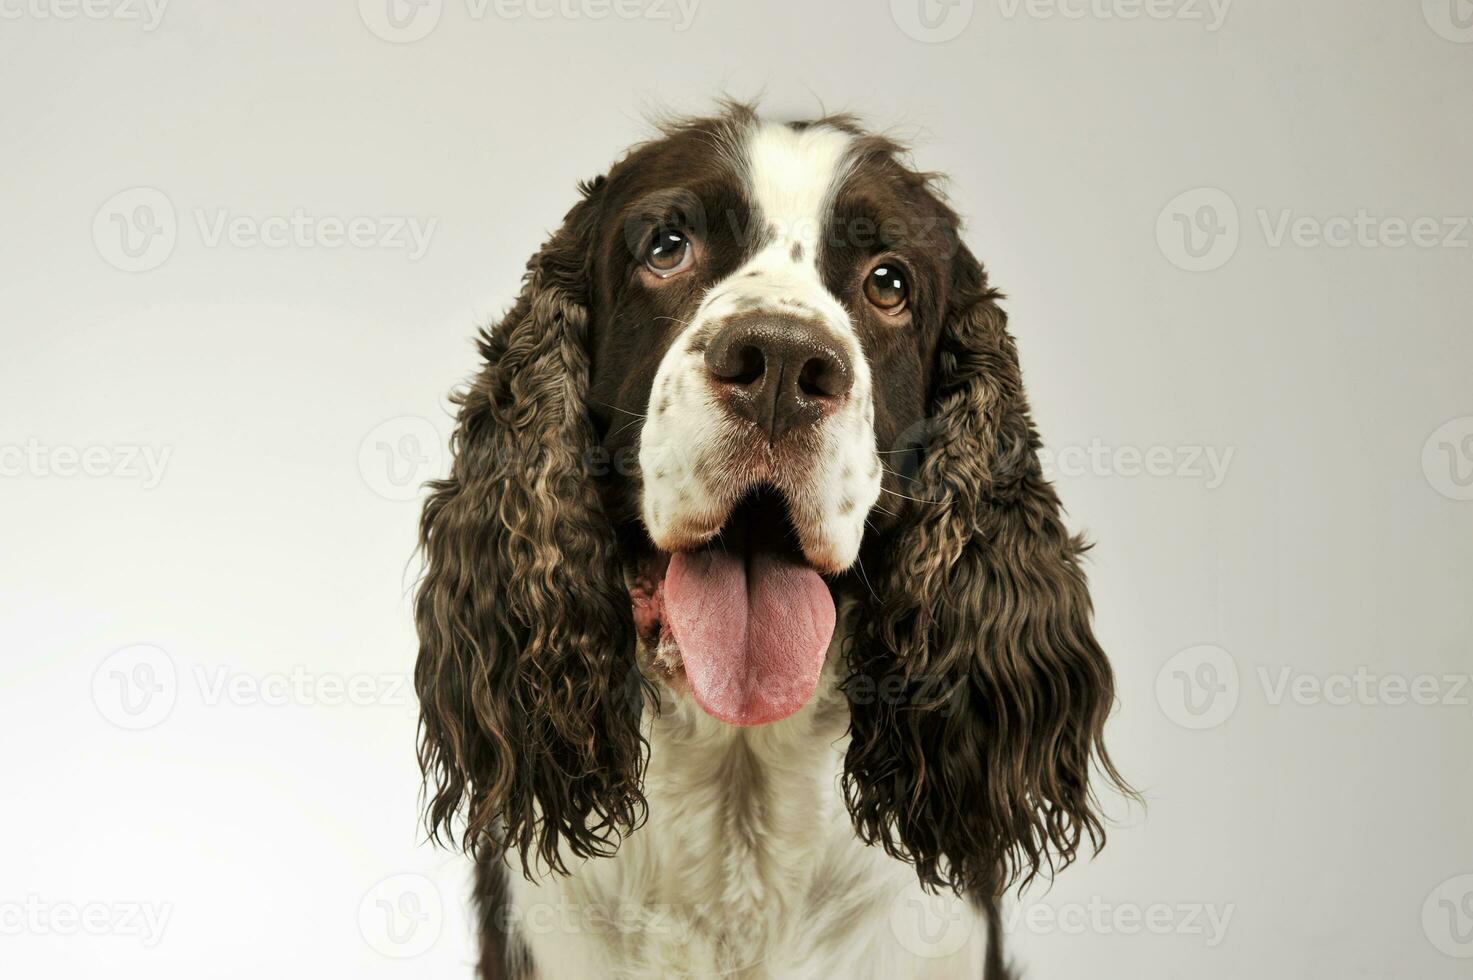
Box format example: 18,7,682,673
664,550,835,727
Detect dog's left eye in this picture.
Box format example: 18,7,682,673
864,262,909,314
645,228,693,277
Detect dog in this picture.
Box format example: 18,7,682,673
414,103,1127,979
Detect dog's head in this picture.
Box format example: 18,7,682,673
416,104,1125,894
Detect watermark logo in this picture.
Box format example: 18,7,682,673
1423,874,1473,958
1424,0,1473,43
1156,644,1239,729
93,187,177,272
890,0,975,42
889,888,974,958
1422,417,1473,502
358,416,444,502
92,644,178,730
1157,187,1239,272
359,0,443,42
359,873,442,958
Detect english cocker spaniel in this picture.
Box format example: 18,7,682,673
414,103,1127,979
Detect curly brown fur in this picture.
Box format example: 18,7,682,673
414,179,651,877
842,242,1131,896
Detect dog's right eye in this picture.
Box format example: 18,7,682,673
645,228,693,277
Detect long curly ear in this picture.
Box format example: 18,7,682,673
415,177,647,877
842,244,1129,895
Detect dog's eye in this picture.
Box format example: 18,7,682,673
645,228,693,277
864,262,909,314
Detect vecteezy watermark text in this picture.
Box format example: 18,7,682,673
1039,440,1235,489
0,897,172,947
93,644,411,731
193,208,436,259
1157,187,1473,272
498,899,694,943
93,187,437,272
1258,210,1473,251
890,0,1230,43
359,0,699,43
0,440,171,488
1259,666,1473,708
1157,644,1473,729
1003,898,1234,946
996,0,1231,31
0,0,168,30
192,665,410,709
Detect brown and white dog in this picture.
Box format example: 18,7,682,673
414,104,1127,979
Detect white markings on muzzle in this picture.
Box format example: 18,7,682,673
638,121,882,572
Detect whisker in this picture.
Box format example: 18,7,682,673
877,460,943,503
853,555,879,603
879,485,943,506
591,400,647,420
608,417,643,441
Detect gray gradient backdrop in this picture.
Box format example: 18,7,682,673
2,1,1471,977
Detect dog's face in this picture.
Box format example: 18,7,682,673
582,118,956,726
416,106,1125,894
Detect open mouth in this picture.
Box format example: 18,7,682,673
629,487,837,727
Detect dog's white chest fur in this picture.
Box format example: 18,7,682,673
505,662,988,979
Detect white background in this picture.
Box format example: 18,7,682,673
2,1,1471,977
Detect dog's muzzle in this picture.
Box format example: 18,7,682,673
704,314,854,441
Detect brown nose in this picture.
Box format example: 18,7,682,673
704,317,854,440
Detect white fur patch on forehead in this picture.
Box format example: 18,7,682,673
742,123,855,253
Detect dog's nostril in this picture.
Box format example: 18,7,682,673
708,342,765,386
707,334,767,387
797,355,844,399
725,345,764,386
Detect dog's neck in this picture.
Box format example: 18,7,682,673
636,653,856,941
499,602,989,978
